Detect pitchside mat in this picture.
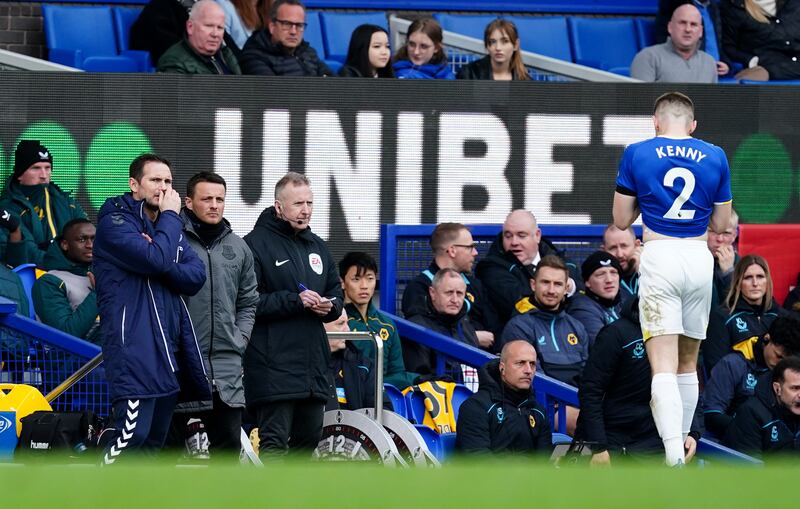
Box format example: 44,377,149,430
0,459,793,508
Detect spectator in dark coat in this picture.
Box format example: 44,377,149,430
601,225,641,303
703,254,785,374
475,210,578,329
157,0,241,74
721,0,800,81
402,268,480,386
338,24,393,78
130,0,194,65
457,19,531,81
456,341,551,455
240,0,332,76
566,251,623,347
704,315,800,438
725,356,800,459
706,208,739,309
402,222,498,350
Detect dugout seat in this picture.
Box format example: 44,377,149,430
405,383,471,425
11,264,36,319
384,383,407,419
319,12,388,63
567,17,639,75
42,5,139,72
112,7,153,72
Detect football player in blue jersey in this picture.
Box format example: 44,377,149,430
612,92,732,466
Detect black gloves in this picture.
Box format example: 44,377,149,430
0,209,19,233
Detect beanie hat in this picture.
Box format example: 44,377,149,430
14,140,52,180
581,250,623,282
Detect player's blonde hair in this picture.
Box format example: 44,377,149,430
653,91,695,126
725,254,774,311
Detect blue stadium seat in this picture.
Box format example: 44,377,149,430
304,11,341,72
434,13,497,40
552,432,573,445
635,17,656,49
12,263,36,319
510,16,572,62
405,390,426,425
112,7,153,72
450,383,473,421
414,424,443,459
567,17,639,75
384,383,407,418
318,12,388,63
42,5,139,72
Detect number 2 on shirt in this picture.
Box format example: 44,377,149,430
663,167,696,220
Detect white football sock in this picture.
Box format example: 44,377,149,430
677,372,700,441
651,372,684,466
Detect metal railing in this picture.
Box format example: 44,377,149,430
0,49,81,72
389,311,761,464
388,15,639,83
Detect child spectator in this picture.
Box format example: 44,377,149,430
338,24,394,78
392,18,454,79
457,19,530,80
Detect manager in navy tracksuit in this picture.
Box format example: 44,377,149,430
94,154,209,464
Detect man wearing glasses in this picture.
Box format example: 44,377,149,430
240,0,332,76
402,222,498,351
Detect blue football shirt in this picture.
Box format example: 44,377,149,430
616,136,732,238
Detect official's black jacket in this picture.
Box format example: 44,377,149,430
401,260,499,337
703,298,784,374
456,359,551,454
403,298,479,381
576,298,702,455
474,233,578,328
326,342,375,412
240,30,332,76
724,370,800,459
242,207,343,407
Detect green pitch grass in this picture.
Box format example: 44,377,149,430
2,458,795,508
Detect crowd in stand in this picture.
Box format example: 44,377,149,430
1,132,800,465
124,0,800,83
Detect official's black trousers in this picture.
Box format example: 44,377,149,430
254,398,325,459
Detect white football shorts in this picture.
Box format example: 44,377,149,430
638,239,714,341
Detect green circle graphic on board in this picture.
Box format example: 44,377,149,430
730,133,792,223
84,122,153,210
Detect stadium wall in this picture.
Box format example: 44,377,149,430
0,2,45,59
0,72,797,262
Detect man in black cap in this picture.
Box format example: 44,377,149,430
0,140,86,267
567,251,624,346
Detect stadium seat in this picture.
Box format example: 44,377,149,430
552,432,573,445
11,264,36,319
304,11,341,73
318,12,388,63
384,383,407,418
112,7,153,72
414,424,455,461
450,383,473,421
510,16,572,62
405,390,426,425
634,17,656,49
567,17,639,75
42,5,140,72
434,13,497,40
